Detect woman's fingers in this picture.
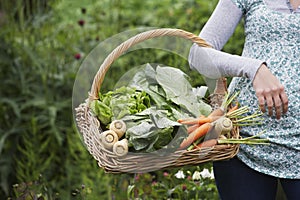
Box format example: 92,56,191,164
273,95,282,119
256,88,286,119
265,94,274,117
271,83,289,119
257,94,266,113
280,91,289,114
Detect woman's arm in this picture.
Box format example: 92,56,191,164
188,0,263,81
199,0,242,50
189,0,288,119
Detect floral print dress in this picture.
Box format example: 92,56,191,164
229,0,300,178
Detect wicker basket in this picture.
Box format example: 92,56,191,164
75,28,239,173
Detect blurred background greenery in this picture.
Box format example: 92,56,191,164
0,0,245,199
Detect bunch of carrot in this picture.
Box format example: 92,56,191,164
177,92,269,150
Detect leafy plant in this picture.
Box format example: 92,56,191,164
0,0,246,199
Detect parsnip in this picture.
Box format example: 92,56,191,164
113,139,128,157
109,120,126,138
100,130,119,150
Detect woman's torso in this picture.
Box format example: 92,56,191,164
229,0,300,178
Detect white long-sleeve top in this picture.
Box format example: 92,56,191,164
188,0,299,81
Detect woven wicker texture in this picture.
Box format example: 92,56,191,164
75,28,239,173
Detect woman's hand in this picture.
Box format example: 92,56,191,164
252,64,288,119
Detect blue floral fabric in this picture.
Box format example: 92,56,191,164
229,0,300,178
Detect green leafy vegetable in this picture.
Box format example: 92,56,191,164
90,86,151,126
90,63,212,152
90,93,112,125
126,120,174,152
129,64,212,117
110,86,151,120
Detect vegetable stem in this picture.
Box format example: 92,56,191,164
217,139,269,145
218,130,269,145
222,91,240,109
187,135,205,150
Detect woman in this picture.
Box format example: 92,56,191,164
189,0,300,199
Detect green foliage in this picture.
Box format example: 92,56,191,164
127,165,218,200
0,0,245,199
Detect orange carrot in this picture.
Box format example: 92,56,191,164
198,116,219,124
178,115,221,125
179,123,213,149
177,108,225,126
177,118,202,125
199,114,206,118
187,124,200,134
194,139,217,149
227,103,239,115
177,115,205,124
208,107,225,118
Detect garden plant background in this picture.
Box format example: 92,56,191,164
0,0,247,199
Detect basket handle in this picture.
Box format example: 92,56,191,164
89,28,213,102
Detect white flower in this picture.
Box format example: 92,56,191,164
210,170,215,179
192,171,201,181
199,168,214,179
174,170,185,179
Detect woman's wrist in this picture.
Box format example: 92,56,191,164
251,62,268,82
